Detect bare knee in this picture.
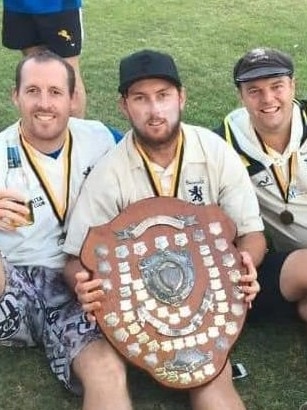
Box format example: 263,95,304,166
22,45,47,56
190,361,245,410
73,339,127,390
297,298,307,322
0,256,6,295
280,249,307,301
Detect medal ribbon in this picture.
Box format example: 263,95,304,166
135,131,184,197
257,135,297,205
19,125,72,226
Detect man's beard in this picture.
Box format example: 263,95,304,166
132,116,181,150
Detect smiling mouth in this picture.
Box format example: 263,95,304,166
35,114,55,121
260,107,280,114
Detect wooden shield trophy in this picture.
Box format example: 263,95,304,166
80,197,247,389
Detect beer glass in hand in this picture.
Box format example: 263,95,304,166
4,143,34,228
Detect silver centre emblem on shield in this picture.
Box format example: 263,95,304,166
139,249,195,306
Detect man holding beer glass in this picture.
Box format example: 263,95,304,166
0,50,121,405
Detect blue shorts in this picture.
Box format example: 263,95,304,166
247,250,297,323
0,258,102,394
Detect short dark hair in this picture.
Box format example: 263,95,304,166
15,50,76,97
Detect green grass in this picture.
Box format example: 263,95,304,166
1,0,307,408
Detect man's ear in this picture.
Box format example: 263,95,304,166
118,96,128,118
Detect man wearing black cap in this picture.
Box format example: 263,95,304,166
63,49,266,409
216,47,307,323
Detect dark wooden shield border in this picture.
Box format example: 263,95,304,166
81,197,247,389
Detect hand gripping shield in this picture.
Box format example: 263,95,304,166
80,197,247,389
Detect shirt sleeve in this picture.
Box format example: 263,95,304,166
63,157,122,256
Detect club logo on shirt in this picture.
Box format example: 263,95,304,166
185,178,206,204
32,196,45,208
253,172,274,188
188,185,203,203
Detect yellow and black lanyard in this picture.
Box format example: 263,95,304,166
19,125,72,227
256,134,297,225
135,132,184,197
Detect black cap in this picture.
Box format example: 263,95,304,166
233,48,294,86
118,49,182,94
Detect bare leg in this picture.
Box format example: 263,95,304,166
189,360,245,410
279,249,307,321
0,254,5,295
22,45,46,55
22,47,86,118
73,339,133,410
65,55,86,118
297,298,307,322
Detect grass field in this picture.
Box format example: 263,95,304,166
1,0,307,409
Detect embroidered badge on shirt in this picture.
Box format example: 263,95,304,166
185,178,207,204
253,171,274,188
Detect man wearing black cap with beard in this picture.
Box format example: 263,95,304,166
216,47,307,324
63,49,266,409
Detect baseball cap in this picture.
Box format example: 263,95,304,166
233,47,294,86
118,49,182,94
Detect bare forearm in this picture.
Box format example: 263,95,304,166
64,254,84,291
235,231,267,267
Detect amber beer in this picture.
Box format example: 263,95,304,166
5,143,34,227
11,200,34,227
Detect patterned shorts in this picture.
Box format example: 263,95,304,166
0,258,102,394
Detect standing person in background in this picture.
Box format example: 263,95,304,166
216,47,307,323
0,50,122,409
2,0,86,118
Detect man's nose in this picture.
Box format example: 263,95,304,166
149,99,163,114
38,92,51,108
261,88,275,104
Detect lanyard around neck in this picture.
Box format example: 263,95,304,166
135,132,184,197
256,133,297,204
19,125,72,226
